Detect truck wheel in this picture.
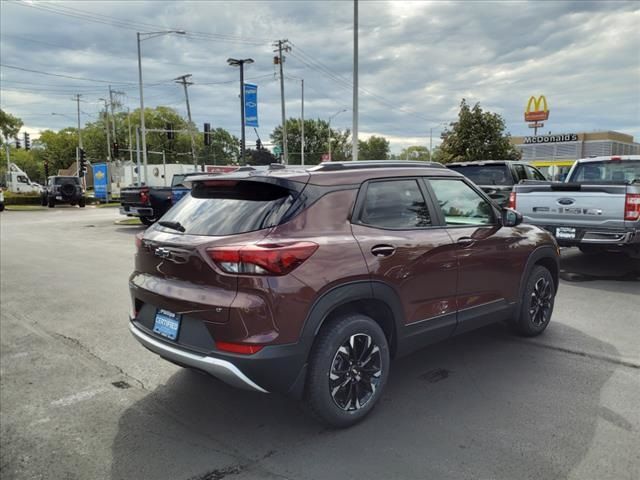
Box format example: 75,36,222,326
139,216,155,226
41,196,48,206
48,198,55,208
513,265,555,337
78,198,86,208
305,314,390,428
0,203,4,212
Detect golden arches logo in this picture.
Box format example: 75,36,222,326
524,95,549,122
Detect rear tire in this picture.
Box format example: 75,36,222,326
139,216,155,226
47,198,55,208
513,265,555,337
305,314,390,428
78,198,86,208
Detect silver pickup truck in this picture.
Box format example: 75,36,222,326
511,155,640,257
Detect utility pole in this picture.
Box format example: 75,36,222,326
135,127,142,185
352,0,359,161
74,94,83,175
100,98,112,162
301,78,305,166
274,39,291,164
174,74,198,170
127,108,133,163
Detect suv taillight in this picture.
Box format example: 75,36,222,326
140,189,149,204
207,242,318,276
508,192,517,210
624,193,640,221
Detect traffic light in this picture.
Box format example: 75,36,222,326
44,160,50,179
256,138,262,150
166,123,174,140
79,148,87,176
112,142,119,157
14,137,21,149
24,132,31,151
204,123,211,146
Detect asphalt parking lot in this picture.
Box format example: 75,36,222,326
1,208,639,480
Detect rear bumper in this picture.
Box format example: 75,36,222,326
539,225,639,246
129,319,309,397
129,322,268,392
120,205,154,217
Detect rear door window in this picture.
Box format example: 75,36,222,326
156,180,295,236
358,179,432,229
447,164,512,186
525,165,546,181
513,164,527,182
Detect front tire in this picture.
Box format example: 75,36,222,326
139,216,155,226
78,198,86,208
305,314,390,428
48,198,55,208
513,265,555,337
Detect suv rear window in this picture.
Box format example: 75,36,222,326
54,177,80,185
156,180,295,236
570,160,640,183
447,164,511,186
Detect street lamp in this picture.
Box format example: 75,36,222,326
227,57,254,163
328,108,347,161
137,30,186,184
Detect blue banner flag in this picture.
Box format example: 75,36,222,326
93,163,109,200
244,83,258,127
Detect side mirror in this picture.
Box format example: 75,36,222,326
502,208,523,227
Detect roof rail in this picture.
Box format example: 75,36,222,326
310,160,444,171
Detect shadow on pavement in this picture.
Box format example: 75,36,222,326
559,248,640,283
110,323,621,480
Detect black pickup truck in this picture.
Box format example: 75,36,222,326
447,160,547,207
119,173,201,226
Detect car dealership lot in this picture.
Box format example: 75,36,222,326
1,208,639,480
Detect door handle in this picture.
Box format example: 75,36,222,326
457,237,475,247
371,244,396,257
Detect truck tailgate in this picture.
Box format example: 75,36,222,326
514,184,628,229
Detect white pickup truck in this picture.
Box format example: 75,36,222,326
511,155,640,258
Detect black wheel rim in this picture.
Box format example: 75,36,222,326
329,333,382,411
529,277,553,326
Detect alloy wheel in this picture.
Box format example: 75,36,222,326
329,333,382,411
529,277,553,326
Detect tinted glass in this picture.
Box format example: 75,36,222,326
360,179,431,229
156,181,295,236
513,164,527,182
54,177,79,185
447,164,511,186
570,160,640,183
429,179,494,226
525,165,546,181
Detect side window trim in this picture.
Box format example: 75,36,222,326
426,177,501,228
351,177,440,231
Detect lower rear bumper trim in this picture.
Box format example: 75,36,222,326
129,322,268,393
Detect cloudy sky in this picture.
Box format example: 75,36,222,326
1,0,639,154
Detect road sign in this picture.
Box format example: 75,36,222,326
273,145,282,157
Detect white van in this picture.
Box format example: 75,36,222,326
6,163,43,194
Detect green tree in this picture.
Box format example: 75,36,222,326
35,128,78,173
197,127,240,165
271,118,351,165
358,135,390,160
392,145,431,161
0,109,23,144
439,99,520,163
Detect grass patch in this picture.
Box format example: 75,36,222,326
5,205,48,211
96,202,121,208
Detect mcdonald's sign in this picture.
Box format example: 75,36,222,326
524,95,549,122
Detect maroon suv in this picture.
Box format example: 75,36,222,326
129,161,559,427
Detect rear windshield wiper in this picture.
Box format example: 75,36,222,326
158,220,185,232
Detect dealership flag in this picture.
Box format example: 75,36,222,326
244,83,258,127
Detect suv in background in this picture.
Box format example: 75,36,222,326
129,161,559,427
447,160,546,207
41,176,85,208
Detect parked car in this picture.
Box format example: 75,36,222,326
129,161,559,427
511,155,640,257
41,176,85,208
120,173,203,226
447,160,547,207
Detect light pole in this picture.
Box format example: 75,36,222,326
328,109,347,161
227,58,254,163
137,30,185,184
